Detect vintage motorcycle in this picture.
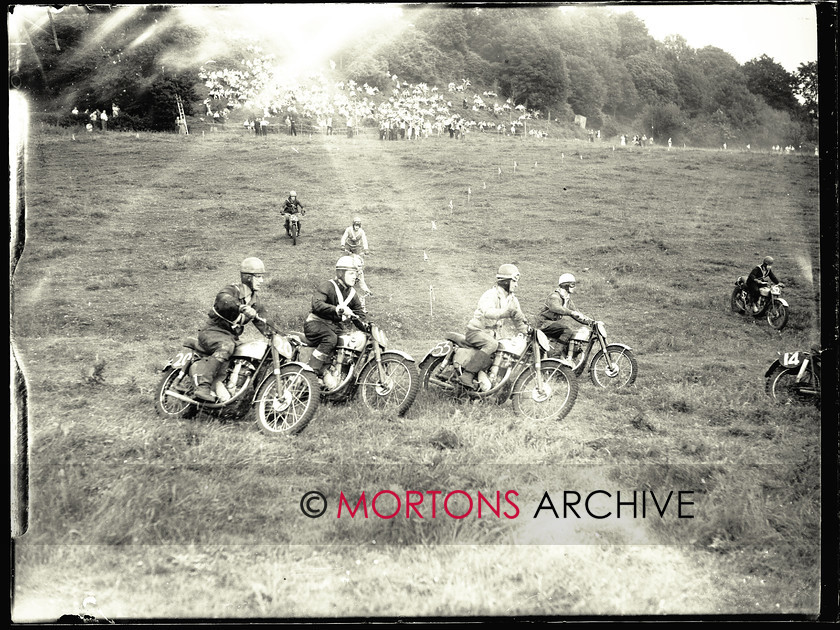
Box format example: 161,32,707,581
546,320,638,389
730,277,789,330
418,326,578,422
287,317,420,417
285,210,304,246
765,348,821,406
155,317,321,436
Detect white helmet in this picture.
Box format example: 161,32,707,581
496,263,521,281
353,216,362,226
558,273,576,287
289,191,297,197
240,257,266,274
336,255,357,272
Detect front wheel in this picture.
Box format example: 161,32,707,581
511,359,578,422
357,355,420,416
730,286,747,314
155,368,198,419
765,365,819,405
590,346,638,389
766,302,789,330
254,365,320,436
292,222,299,246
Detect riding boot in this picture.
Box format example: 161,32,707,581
193,356,224,402
458,350,493,388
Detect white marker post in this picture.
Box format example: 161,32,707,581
429,285,435,319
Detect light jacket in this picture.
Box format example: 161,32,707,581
466,285,528,336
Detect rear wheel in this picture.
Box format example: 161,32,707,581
357,356,420,416
730,286,747,314
291,222,299,246
765,365,819,405
254,365,320,436
590,346,638,389
766,303,789,330
511,359,578,422
155,368,198,419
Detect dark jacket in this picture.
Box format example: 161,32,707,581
206,282,271,337
536,289,589,328
308,279,367,330
747,264,779,289
283,198,304,214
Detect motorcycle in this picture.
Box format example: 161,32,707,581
155,317,321,436
418,326,578,422
285,210,304,246
546,320,638,389
765,348,821,406
287,316,420,417
730,277,789,330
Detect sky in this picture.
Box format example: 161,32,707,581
593,3,818,73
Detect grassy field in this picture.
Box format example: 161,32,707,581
11,119,824,621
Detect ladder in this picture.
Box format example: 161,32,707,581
175,94,189,135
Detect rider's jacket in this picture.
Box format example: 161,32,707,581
306,278,367,329
283,198,304,214
536,289,588,327
466,285,528,337
747,263,779,289
341,226,369,253
206,282,271,337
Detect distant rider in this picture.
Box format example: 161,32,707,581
747,256,781,311
303,255,368,387
341,216,372,300
192,257,276,402
460,264,529,389
536,273,594,363
283,191,305,237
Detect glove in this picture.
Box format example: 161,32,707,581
337,305,354,319
240,305,258,320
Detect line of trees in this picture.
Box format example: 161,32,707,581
11,5,818,146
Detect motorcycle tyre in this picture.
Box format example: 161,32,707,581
730,286,747,314
291,222,299,246
590,346,638,389
766,303,789,331
511,360,578,422
765,365,820,406
357,355,420,417
254,365,320,436
155,368,199,420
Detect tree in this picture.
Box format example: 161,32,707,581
624,52,679,104
565,54,606,119
642,103,685,140
795,61,818,121
743,54,797,112
495,39,570,112
614,12,656,59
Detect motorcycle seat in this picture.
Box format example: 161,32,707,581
287,331,312,346
445,332,469,347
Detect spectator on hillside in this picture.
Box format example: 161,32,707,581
100,110,108,131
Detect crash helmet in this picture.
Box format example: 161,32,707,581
762,256,774,266
558,273,576,287
496,263,521,282
353,216,362,228
240,257,266,290
289,190,297,198
351,253,365,270
336,255,359,285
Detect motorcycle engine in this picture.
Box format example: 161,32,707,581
227,359,254,394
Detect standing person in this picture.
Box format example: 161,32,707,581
326,116,333,136
290,118,297,136
535,273,594,364
99,110,108,131
346,116,354,138
747,256,782,311
285,115,292,135
191,258,276,402
303,256,368,387
459,264,529,390
282,191,305,237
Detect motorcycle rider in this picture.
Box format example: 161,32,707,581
283,191,305,237
341,216,369,256
747,256,781,311
192,257,276,402
536,273,594,364
303,255,368,388
459,263,529,389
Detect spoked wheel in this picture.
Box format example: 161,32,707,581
511,359,578,422
730,287,748,314
766,303,789,331
357,356,420,416
765,365,819,405
419,356,455,392
254,365,320,436
155,368,198,419
291,222,299,246
590,346,638,389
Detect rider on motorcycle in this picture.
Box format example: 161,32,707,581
536,273,594,363
303,255,368,387
459,263,529,389
341,216,369,256
192,257,276,402
283,191,305,237
747,256,781,311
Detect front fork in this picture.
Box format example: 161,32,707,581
595,330,619,375
372,340,387,383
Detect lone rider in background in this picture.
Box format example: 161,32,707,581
341,216,373,301
747,256,781,311
192,257,275,402
460,264,529,389
283,191,305,237
303,256,368,388
536,273,594,364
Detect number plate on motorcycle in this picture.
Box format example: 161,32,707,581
170,349,194,369
781,352,800,367
430,340,452,357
